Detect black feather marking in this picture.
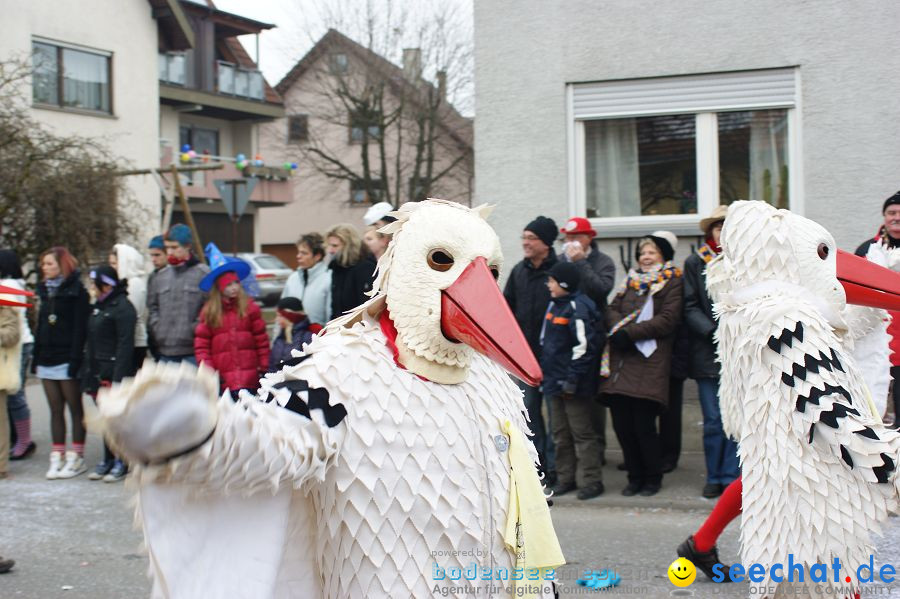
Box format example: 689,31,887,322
767,336,782,353
782,372,795,387
818,351,833,372
808,423,815,443
780,328,794,348
278,354,311,369
830,348,844,373
795,383,853,413
839,444,854,468
793,322,804,343
854,426,880,440
804,353,820,374
271,379,347,427
792,363,808,382
873,453,896,484
817,403,860,429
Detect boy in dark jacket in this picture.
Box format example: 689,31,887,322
269,297,323,372
541,261,604,500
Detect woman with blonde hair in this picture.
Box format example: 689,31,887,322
325,223,376,319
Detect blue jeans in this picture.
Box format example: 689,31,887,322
696,378,740,485
8,343,33,422
159,354,197,366
518,381,555,473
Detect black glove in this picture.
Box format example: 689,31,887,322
608,328,632,350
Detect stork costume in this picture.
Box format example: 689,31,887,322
707,201,900,596
96,200,564,598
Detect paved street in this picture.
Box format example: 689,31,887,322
3,380,900,598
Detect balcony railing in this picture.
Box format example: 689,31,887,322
217,61,264,101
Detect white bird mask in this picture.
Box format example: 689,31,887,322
332,199,542,386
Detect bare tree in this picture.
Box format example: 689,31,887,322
277,0,474,208
0,57,142,280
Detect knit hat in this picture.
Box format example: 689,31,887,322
148,235,165,250
524,216,558,248
165,224,193,246
89,264,119,288
560,217,597,238
883,191,900,213
637,230,678,262
277,296,306,323
547,261,580,292
364,202,396,226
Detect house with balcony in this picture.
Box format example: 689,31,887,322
474,0,900,279
157,0,291,252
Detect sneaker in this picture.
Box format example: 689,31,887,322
88,460,114,481
550,481,576,497
46,451,64,480
103,460,127,483
621,482,642,496
576,482,605,500
702,483,724,498
56,451,87,479
677,535,733,582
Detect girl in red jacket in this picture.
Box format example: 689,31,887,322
194,254,269,396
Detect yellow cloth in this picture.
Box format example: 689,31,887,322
502,418,565,598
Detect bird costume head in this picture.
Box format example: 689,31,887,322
707,200,900,322
334,199,541,386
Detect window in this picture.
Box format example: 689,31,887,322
350,179,385,204
158,52,186,85
288,114,309,143
330,53,348,75
33,40,111,113
349,112,382,142
570,68,798,233
179,125,219,184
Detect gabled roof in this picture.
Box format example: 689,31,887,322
276,29,472,149
180,0,276,37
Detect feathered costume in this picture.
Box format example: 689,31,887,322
96,200,564,598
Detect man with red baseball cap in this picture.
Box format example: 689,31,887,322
559,216,617,466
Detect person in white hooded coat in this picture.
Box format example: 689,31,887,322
111,244,148,367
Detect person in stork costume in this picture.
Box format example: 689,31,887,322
89,200,565,599
675,200,900,597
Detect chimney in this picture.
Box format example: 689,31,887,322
436,70,447,102
402,48,422,80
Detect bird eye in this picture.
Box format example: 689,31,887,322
817,243,830,260
427,248,454,272
489,265,500,280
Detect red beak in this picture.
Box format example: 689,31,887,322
441,257,542,386
0,284,33,308
837,249,900,311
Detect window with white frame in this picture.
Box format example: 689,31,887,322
33,39,111,114
570,69,797,233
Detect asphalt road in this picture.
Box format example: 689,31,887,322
4,380,900,598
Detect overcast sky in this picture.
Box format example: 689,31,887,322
212,0,474,112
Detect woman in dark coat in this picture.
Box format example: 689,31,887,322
600,232,683,497
82,265,136,482
33,247,91,479
325,223,377,319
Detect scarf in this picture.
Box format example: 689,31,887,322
600,262,681,377
44,276,63,296
697,241,720,264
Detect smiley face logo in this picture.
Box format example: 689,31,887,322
668,558,696,587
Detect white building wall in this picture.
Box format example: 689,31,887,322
1,0,161,246
475,0,900,277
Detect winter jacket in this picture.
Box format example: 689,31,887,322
856,231,900,366
0,305,21,393
281,261,332,326
113,243,149,348
0,278,34,347
561,242,616,309
683,251,719,379
147,257,209,357
268,318,322,372
503,250,558,360
330,255,376,319
194,298,269,392
33,271,91,375
539,291,601,398
600,275,684,408
81,285,137,394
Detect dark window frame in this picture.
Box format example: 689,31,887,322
330,53,349,75
349,179,386,204
32,40,113,115
348,112,383,144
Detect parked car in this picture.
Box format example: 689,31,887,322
237,253,292,306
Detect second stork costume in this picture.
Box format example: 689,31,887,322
96,200,564,598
